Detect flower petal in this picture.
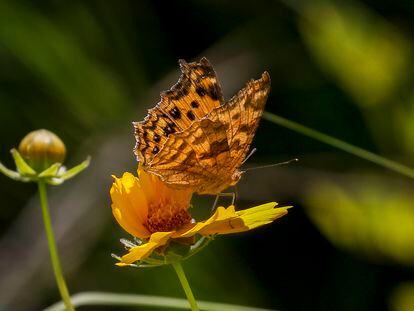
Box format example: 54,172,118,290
138,165,193,207
138,166,161,204
235,202,290,231
176,203,289,237
110,173,150,238
117,231,173,265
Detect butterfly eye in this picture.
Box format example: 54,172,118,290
231,171,242,184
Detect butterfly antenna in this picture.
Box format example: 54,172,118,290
241,148,257,165
243,158,299,172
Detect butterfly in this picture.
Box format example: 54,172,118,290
133,57,270,195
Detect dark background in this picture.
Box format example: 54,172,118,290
1,1,414,310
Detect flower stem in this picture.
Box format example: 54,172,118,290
38,181,75,311
171,262,199,311
263,111,414,179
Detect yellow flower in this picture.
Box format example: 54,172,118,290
110,167,289,266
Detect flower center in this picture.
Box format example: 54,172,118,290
145,199,192,233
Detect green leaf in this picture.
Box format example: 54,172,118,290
59,156,90,181
38,163,62,178
11,149,36,176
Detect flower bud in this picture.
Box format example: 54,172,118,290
18,129,66,172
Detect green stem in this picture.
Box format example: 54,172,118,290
171,262,199,311
263,111,414,179
43,292,277,311
38,181,75,311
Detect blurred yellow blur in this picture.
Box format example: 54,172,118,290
306,177,414,267
390,283,414,311
299,1,411,107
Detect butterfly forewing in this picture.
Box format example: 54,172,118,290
134,57,224,165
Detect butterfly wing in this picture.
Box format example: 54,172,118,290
212,71,271,171
134,58,224,165
147,118,230,191
147,72,270,194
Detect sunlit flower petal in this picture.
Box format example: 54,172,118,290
117,232,173,265
177,203,289,237
110,172,150,238
235,202,290,231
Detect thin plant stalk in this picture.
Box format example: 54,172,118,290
43,292,277,311
263,111,414,179
171,261,199,311
38,181,75,311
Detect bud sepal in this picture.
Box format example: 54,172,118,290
0,149,90,185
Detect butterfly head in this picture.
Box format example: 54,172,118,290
230,170,243,186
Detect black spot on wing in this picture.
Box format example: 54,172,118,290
164,76,191,100
196,86,206,97
164,123,176,136
145,124,156,131
239,124,249,133
209,84,220,101
170,107,181,119
200,65,216,78
187,111,196,121
232,113,240,120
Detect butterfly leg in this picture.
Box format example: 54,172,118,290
233,185,238,205
212,194,220,212
211,192,237,213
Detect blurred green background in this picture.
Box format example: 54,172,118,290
1,0,414,310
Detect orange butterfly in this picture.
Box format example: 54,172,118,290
134,57,270,195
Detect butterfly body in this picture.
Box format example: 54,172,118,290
134,58,270,195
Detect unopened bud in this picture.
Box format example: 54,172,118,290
18,129,66,172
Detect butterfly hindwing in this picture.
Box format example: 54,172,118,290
226,72,270,170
